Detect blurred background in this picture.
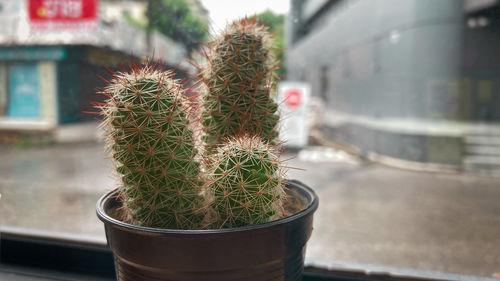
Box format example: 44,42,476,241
0,0,499,279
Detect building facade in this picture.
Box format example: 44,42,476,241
0,0,196,141
287,0,500,172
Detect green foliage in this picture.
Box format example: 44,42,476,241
208,136,285,228
101,65,203,229
146,0,207,50
124,12,146,30
201,18,281,154
14,136,33,149
256,10,284,32
257,10,286,76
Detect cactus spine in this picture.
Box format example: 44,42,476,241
201,17,280,153
100,65,203,229
208,135,285,228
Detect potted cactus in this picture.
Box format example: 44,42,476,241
96,17,318,281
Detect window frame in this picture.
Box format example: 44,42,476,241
1,228,492,281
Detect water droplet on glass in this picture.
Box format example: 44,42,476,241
389,30,400,44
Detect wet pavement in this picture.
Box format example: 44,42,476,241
1,142,499,278
0,142,115,241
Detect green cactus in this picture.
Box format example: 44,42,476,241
100,65,203,229
208,135,285,228
201,17,281,154
96,17,289,230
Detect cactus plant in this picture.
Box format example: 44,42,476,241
201,17,281,154
96,17,287,231
207,135,285,228
99,65,204,229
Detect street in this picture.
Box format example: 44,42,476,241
0,142,499,278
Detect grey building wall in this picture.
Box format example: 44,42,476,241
286,0,500,169
288,0,467,120
461,5,500,121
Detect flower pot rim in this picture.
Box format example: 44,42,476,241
96,179,318,235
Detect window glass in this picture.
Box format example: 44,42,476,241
1,0,499,278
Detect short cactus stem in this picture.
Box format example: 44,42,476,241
99,64,204,229
208,135,286,228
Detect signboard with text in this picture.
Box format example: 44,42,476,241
28,0,98,31
278,82,311,148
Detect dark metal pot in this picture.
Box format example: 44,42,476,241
96,180,318,281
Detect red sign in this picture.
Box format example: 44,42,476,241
29,0,98,30
284,89,303,109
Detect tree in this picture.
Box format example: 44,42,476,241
146,0,207,52
257,10,286,76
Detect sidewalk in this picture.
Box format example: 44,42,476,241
54,122,103,144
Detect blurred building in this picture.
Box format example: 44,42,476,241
287,0,500,172
0,0,202,141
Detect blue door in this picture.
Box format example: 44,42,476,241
8,64,41,119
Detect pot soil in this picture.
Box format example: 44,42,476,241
96,180,318,281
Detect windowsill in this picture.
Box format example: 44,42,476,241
0,119,56,131
1,229,497,281
0,225,107,246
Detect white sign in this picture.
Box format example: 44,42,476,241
278,82,311,148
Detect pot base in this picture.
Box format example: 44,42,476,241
97,180,318,281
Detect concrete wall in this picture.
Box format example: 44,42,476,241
0,64,6,117
39,62,58,124
287,0,466,121
461,7,500,121
285,0,500,168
